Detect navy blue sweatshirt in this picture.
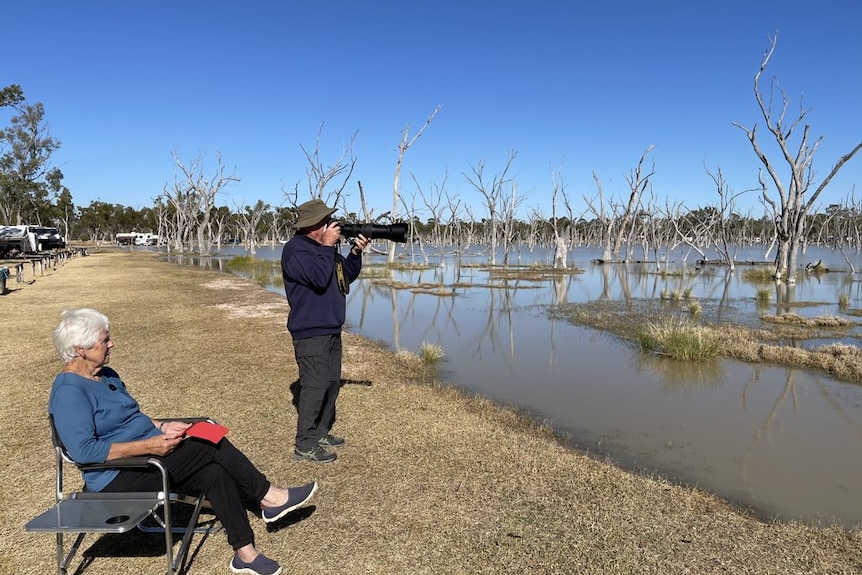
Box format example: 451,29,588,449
280,234,362,339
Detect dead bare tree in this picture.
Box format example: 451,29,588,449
210,207,231,252
704,165,753,272
415,169,449,249
444,189,466,280
644,199,697,274
443,190,464,246
235,199,269,255
560,184,587,248
733,33,862,282
584,172,615,261
275,125,359,244
171,150,239,256
389,105,442,263
464,151,518,265
500,180,526,266
152,197,170,251
549,163,568,269
831,188,860,273
355,181,373,222
612,145,655,258
298,124,357,207
161,180,195,254
525,207,545,250
463,205,479,250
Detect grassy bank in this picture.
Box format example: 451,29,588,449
552,300,862,384
1,250,860,575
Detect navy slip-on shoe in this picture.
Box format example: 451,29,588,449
261,481,318,524
230,553,282,575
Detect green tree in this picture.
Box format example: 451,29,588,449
77,201,118,242
0,85,24,109
0,100,62,225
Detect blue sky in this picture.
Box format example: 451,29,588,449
3,1,861,221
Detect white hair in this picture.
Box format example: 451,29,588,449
53,308,110,363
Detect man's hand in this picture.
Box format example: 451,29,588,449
351,234,370,255
320,221,342,247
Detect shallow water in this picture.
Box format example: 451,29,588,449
166,242,862,529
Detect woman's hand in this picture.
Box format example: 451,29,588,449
159,420,192,438
147,433,185,456
107,427,187,459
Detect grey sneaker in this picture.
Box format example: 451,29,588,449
294,445,337,463
318,434,345,448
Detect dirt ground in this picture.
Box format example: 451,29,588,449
1,249,859,575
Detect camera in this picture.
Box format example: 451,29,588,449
339,222,408,243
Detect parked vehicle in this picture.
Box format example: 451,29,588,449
116,232,158,246
0,225,66,257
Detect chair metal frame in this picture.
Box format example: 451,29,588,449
25,416,219,575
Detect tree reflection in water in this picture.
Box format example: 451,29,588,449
181,243,862,530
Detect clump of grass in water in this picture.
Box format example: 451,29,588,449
635,316,722,361
387,261,434,271
660,287,695,301
226,256,282,288
742,267,775,283
660,288,684,301
226,255,257,270
755,288,770,305
657,268,690,278
394,349,422,367
419,341,446,363
760,313,851,328
838,293,849,311
252,268,274,285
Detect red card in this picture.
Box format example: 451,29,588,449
184,421,229,443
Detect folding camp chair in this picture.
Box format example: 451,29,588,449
25,416,220,575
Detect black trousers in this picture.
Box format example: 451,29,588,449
103,437,270,550
293,334,342,451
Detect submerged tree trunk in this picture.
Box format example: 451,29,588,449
553,236,567,269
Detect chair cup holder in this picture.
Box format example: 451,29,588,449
105,515,131,525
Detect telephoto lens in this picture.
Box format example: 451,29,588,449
339,223,408,243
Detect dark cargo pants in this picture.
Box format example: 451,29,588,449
293,333,342,451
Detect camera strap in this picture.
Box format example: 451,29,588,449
335,253,349,295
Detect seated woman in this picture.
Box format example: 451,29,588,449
50,308,314,575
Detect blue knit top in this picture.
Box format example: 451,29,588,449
49,367,160,492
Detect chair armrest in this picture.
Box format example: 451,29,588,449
160,417,215,424
76,457,156,471
69,419,214,472
75,457,171,498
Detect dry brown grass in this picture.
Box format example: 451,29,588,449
1,249,860,575
716,325,862,383
555,301,862,385
760,313,853,328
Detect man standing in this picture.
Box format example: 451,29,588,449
281,199,369,463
